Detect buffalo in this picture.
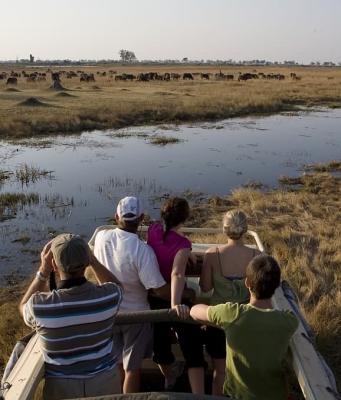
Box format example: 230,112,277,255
215,72,233,80
183,73,194,80
171,73,180,80
123,74,135,81
137,73,149,82
80,73,95,82
6,77,18,85
238,73,258,81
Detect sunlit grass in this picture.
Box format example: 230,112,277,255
0,65,341,138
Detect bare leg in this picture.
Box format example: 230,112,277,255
123,369,140,394
211,358,225,395
118,363,124,392
188,367,205,395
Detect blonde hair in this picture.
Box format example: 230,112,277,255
223,210,248,240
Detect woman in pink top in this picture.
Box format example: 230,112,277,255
148,198,205,394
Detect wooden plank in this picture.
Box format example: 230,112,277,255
3,334,44,400
273,287,338,400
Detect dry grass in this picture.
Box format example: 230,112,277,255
149,135,181,145
1,65,341,138
0,284,30,370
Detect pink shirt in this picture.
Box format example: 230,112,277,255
147,223,191,282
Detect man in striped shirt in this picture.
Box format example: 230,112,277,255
19,234,123,400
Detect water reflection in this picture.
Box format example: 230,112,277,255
0,109,340,282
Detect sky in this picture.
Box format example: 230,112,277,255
1,0,341,63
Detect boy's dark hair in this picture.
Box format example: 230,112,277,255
161,197,190,240
246,254,281,299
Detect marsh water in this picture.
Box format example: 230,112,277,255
0,109,340,283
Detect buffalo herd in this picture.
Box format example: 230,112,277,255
0,69,302,86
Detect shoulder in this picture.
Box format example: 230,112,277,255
173,231,191,249
148,223,163,237
95,281,121,292
208,302,240,324
95,282,123,301
281,309,299,330
95,229,114,244
30,289,59,306
149,222,162,230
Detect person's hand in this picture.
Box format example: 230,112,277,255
172,304,190,320
39,240,53,276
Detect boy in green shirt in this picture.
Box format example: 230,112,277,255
191,254,298,400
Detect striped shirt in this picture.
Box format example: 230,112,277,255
23,281,122,378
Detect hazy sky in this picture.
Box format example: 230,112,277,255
1,0,341,62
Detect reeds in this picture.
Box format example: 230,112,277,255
149,135,181,145
15,164,51,185
0,192,40,221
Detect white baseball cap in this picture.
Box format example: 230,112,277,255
116,196,142,221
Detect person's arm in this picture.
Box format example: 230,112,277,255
190,304,210,323
89,252,122,286
199,250,213,292
171,248,190,308
19,241,53,317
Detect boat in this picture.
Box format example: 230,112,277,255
1,227,339,400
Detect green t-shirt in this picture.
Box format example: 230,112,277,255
208,303,298,400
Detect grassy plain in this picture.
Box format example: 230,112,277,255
0,164,340,396
0,65,341,138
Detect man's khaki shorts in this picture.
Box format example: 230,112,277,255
43,366,121,400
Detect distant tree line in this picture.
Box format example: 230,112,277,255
0,51,340,67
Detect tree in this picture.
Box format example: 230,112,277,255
119,49,137,63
